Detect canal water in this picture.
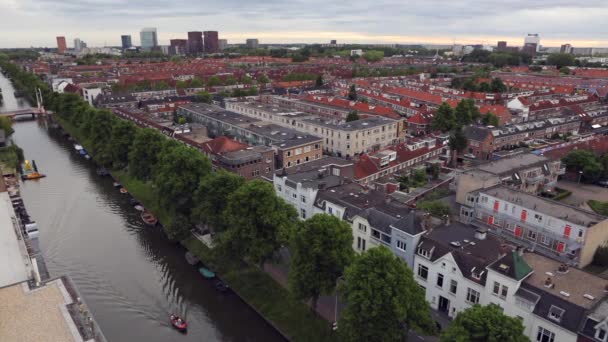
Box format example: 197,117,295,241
0,73,284,342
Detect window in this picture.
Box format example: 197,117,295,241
417,247,430,258
356,237,366,251
358,223,367,232
371,229,381,240
501,285,509,299
540,234,550,245
276,185,282,192
596,327,607,341
481,196,488,204
287,151,292,157
527,230,537,241
300,195,306,203
332,168,341,176
548,305,564,323
466,288,480,304
335,210,341,218
536,327,555,342
493,281,500,295
437,273,444,288
417,264,428,280
396,240,406,251
534,214,543,223
295,148,302,155
300,209,307,219
292,193,297,199
304,146,311,153
450,280,457,294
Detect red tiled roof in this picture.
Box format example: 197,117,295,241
201,136,248,155
385,87,444,105
303,95,401,119
479,105,511,125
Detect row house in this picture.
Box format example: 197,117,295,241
413,221,608,342
353,137,448,185
459,185,608,267
177,103,323,169
453,153,565,198
200,136,275,181
226,100,400,158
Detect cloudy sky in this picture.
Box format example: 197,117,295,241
1,0,608,48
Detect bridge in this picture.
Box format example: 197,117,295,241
0,88,49,120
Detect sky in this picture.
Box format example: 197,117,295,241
1,0,608,48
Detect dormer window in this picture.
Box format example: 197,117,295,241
548,305,564,323
596,327,607,342
417,247,430,259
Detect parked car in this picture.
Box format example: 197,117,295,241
596,180,608,188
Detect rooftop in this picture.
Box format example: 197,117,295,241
303,116,397,131
523,252,607,309
478,185,606,227
0,192,30,287
477,153,551,176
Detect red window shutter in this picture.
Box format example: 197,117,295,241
557,242,565,253
494,200,500,212
487,216,494,225
521,210,527,222
515,226,522,237
564,225,571,238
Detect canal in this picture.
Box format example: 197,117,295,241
0,73,285,342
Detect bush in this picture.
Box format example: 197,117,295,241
589,200,608,216
593,244,608,267
417,200,450,216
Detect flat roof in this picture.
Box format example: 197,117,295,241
523,252,606,308
0,192,30,287
478,185,606,227
233,101,315,119
477,153,550,176
0,280,80,342
303,116,396,131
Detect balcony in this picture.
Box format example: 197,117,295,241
525,174,544,184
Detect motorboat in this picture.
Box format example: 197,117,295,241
21,160,46,181
214,280,230,293
134,204,144,211
119,188,128,194
199,267,215,279
169,314,187,332
113,182,122,188
141,210,158,226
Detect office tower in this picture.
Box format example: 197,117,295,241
121,35,132,49
203,31,219,53
497,41,507,51
524,33,540,52
218,39,228,51
560,44,573,54
330,40,337,45
246,38,259,49
56,36,67,54
140,27,158,51
187,31,203,55
169,39,188,56
74,38,83,52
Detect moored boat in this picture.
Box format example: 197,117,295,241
141,210,158,226
185,251,199,265
199,267,215,279
21,160,46,181
119,187,128,194
113,181,121,188
133,204,144,211
96,168,109,176
214,280,230,293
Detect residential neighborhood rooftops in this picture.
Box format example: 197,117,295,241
477,153,551,176
303,116,397,131
522,252,606,309
476,185,606,227
314,182,387,220
278,156,353,175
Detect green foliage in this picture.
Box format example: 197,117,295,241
562,150,604,182
0,145,24,170
289,214,354,311
258,74,270,84
547,53,576,69
417,200,451,216
315,74,324,87
346,110,360,122
231,87,258,97
128,128,164,180
194,90,213,103
291,54,309,62
192,171,245,233
207,76,221,87
440,304,527,342
189,77,204,88
348,84,358,101
449,128,468,153
482,113,500,126
108,120,136,169
462,49,531,67
221,180,298,266
588,200,608,216
431,102,456,132
282,72,318,82
362,50,384,62
0,116,15,136
592,243,608,267
490,78,507,92
338,247,435,341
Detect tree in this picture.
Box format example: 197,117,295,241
107,119,136,170
418,200,450,216
431,102,456,132
440,304,527,342
449,127,468,167
482,113,500,126
338,247,435,341
241,75,253,84
189,77,204,88
224,76,237,86
478,82,491,92
348,84,358,101
192,171,245,233
153,143,211,215
362,50,384,62
207,75,221,87
454,100,472,127
490,78,507,92
194,90,213,104
547,53,575,69
0,117,14,136
315,74,324,87
258,74,270,85
221,180,298,267
128,128,164,180
346,110,360,122
289,214,354,313
562,150,604,182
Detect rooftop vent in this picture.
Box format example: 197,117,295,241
544,277,554,289
584,294,595,301
560,291,570,297
450,241,462,248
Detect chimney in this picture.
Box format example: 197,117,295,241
544,277,554,289
475,228,487,240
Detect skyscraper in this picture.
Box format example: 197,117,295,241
73,38,83,52
203,31,219,53
121,35,132,49
524,33,540,52
169,39,188,56
187,31,203,55
218,39,228,51
246,38,259,49
140,28,158,51
56,36,67,54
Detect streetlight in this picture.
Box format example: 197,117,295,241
578,170,583,184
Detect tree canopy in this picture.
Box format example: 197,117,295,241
547,53,576,69
440,304,527,342
192,171,245,233
431,103,456,132
346,110,360,122
338,247,435,341
128,128,165,180
362,50,384,62
561,150,605,182
289,214,354,312
348,84,358,101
